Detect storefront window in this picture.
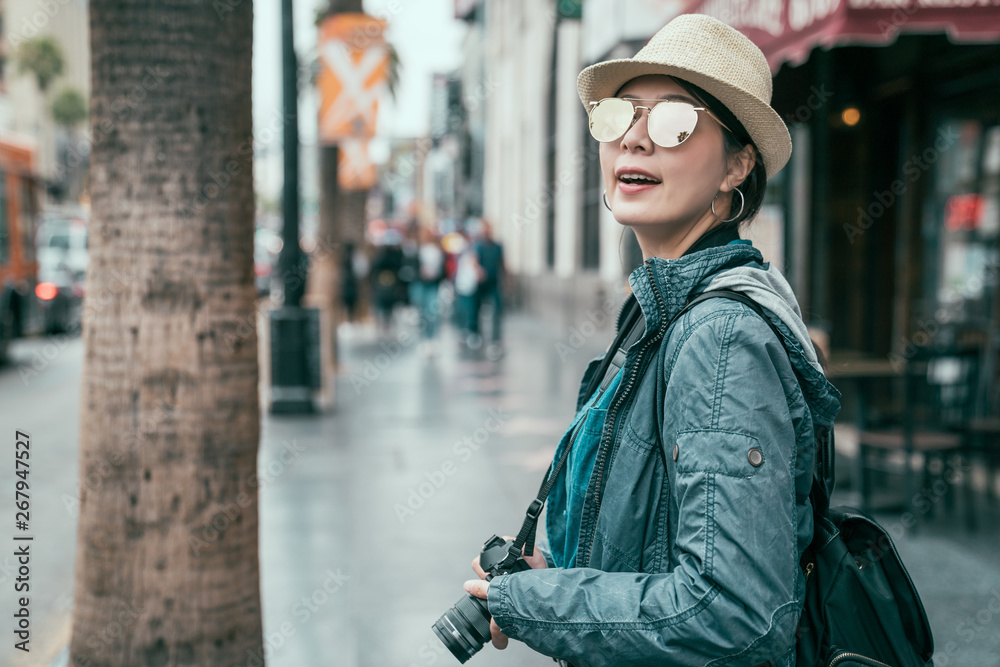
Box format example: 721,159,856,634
929,120,999,328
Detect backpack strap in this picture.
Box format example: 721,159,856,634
686,290,836,510
501,295,644,566
594,299,646,395
580,296,643,402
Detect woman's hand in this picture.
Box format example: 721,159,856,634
470,537,549,578
464,537,547,650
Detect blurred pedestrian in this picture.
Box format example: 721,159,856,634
340,242,360,323
399,222,420,308
462,14,841,666
413,226,446,356
453,229,484,347
474,219,505,355
370,241,403,335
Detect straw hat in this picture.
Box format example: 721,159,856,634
577,14,791,180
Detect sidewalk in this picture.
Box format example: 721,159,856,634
257,309,597,667
255,307,1000,666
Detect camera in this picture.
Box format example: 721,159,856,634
432,535,531,663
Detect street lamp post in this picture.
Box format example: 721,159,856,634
270,0,319,414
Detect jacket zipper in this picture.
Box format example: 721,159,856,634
827,651,891,667
580,260,668,566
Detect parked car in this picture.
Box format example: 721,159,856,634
34,215,87,334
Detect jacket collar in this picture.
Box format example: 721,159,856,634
626,243,764,336
623,243,842,427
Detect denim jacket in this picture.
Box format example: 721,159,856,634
486,243,841,667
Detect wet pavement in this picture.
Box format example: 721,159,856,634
258,309,592,667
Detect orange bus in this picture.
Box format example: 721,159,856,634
0,138,39,363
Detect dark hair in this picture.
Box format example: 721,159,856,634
672,78,768,230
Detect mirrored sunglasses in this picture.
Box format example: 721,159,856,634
588,98,731,148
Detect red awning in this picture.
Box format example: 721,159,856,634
686,0,1000,71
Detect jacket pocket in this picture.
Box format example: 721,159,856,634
674,429,765,478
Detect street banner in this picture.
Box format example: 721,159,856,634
317,14,389,143
338,138,377,190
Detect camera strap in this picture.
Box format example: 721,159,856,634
502,288,785,571
500,295,644,569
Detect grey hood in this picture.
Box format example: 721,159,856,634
700,261,824,374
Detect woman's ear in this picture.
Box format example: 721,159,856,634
723,144,756,191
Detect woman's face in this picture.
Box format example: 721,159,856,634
598,75,735,242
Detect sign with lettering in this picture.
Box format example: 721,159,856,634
945,193,983,232
687,0,1000,70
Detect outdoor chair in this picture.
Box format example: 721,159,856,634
857,345,981,528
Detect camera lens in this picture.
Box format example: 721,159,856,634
431,593,493,663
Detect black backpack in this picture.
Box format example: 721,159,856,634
592,290,935,667
796,426,934,667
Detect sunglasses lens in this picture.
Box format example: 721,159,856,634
589,98,635,142
647,102,699,148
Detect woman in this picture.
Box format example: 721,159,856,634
463,14,841,667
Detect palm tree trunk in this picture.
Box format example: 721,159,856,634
71,2,263,665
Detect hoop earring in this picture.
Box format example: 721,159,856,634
603,191,612,211
711,188,744,224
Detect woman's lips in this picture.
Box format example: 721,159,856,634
616,179,660,195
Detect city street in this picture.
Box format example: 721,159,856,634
0,308,998,666
0,0,997,664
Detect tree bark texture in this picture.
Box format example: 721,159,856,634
72,2,263,665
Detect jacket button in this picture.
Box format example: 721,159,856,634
672,444,679,462
748,448,763,467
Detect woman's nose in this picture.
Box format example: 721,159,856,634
621,107,653,149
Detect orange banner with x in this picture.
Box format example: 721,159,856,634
317,14,389,143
